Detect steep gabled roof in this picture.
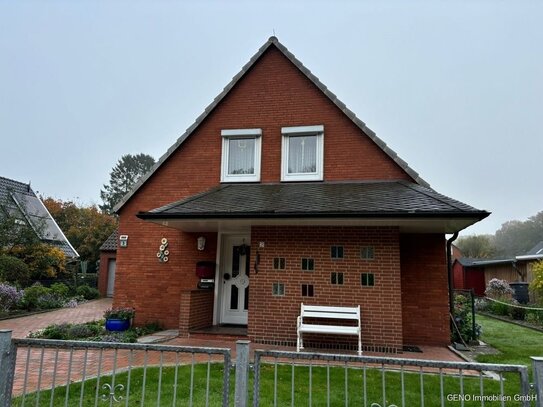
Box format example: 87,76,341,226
100,229,118,251
0,176,79,258
114,36,429,213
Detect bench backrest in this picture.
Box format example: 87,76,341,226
300,303,360,321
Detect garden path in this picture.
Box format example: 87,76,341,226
0,297,112,338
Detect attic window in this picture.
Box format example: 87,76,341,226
221,129,262,182
281,125,324,181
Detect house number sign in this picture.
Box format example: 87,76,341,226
157,238,169,262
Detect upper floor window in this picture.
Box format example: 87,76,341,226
281,125,324,181
221,129,262,182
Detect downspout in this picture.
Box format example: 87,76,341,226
447,232,459,317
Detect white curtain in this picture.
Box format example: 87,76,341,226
228,138,255,175
288,135,317,173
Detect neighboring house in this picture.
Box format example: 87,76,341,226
111,37,488,352
453,241,543,298
98,229,117,297
0,176,79,259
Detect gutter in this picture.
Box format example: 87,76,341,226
447,232,459,317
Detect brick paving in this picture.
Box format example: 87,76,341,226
0,298,112,338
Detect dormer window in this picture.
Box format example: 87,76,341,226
221,128,262,182
281,125,324,181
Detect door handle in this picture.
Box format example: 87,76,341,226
224,273,231,281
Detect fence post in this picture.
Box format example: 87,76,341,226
0,330,16,407
532,357,543,407
235,340,250,407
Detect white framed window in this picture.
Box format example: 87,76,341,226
221,128,262,182
281,125,324,181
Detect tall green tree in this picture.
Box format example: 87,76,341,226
456,234,497,259
494,211,543,257
43,198,117,271
100,153,155,214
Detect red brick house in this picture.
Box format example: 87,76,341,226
111,37,489,352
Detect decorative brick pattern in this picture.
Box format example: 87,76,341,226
249,226,403,351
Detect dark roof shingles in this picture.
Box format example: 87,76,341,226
141,181,488,219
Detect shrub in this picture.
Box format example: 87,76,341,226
510,305,526,320
488,300,510,316
530,260,543,301
452,294,480,342
526,309,543,325
76,285,100,300
36,292,64,309
21,283,51,309
0,255,31,287
104,307,135,320
31,323,71,340
50,282,70,298
485,278,514,300
0,283,24,313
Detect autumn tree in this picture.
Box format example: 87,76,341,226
100,153,155,214
43,198,117,271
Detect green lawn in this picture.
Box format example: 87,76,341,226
476,314,543,374
13,315,541,406
13,361,525,406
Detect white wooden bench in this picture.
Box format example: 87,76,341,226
296,303,362,355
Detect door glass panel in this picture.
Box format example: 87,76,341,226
232,246,240,278
245,247,251,276
230,285,238,310
244,287,249,310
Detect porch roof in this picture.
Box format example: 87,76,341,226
137,181,489,233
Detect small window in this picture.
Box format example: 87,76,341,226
273,257,286,270
331,272,344,285
272,282,285,296
301,284,314,297
221,129,262,182
331,246,344,259
301,258,314,271
281,125,324,181
361,273,375,287
360,246,374,260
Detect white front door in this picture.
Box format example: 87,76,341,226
107,259,116,297
220,235,250,325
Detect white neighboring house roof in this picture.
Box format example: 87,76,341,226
113,36,430,213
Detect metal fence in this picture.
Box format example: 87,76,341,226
0,331,231,407
252,349,540,407
1,331,543,406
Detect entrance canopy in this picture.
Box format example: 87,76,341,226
137,181,489,233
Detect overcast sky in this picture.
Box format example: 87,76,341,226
1,1,541,235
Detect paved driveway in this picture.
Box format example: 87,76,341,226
0,297,112,338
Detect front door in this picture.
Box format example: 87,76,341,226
107,259,116,297
221,235,250,325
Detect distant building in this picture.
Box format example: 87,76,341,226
0,176,78,259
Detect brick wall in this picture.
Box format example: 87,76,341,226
400,234,450,346
114,44,417,331
249,226,403,351
179,289,214,336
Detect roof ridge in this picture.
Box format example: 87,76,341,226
114,37,429,212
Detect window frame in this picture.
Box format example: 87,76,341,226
220,128,262,183
281,125,324,181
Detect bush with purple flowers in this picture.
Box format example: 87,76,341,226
0,283,24,313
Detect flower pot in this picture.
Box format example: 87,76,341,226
105,318,130,332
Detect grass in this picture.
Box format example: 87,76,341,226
13,362,525,406
14,316,541,406
476,314,543,374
